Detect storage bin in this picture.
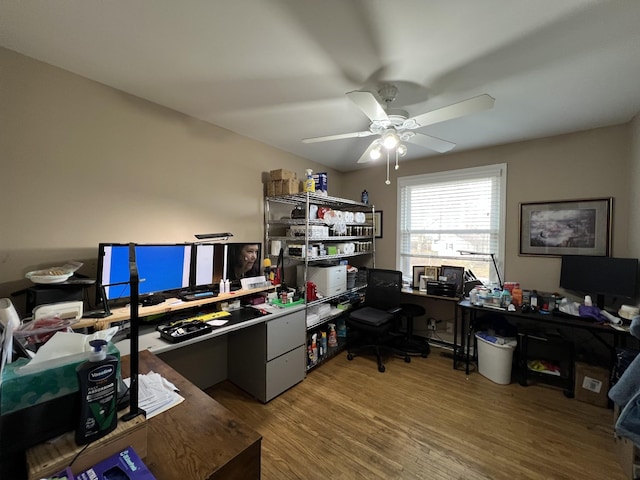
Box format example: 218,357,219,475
475,333,516,385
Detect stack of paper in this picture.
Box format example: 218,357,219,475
124,371,184,418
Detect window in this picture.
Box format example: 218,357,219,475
397,164,507,286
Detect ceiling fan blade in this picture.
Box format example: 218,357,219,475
302,130,374,144
407,132,456,153
409,94,495,128
346,90,389,122
357,139,380,163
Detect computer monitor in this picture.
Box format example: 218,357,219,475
97,243,192,303
224,242,262,286
559,255,638,309
192,243,224,289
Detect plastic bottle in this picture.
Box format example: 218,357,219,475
500,288,512,308
328,323,338,347
304,169,315,193
75,339,118,445
224,279,230,293
469,287,479,305
219,279,226,294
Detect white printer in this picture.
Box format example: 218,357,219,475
297,264,347,297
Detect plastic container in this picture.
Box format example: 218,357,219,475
475,333,517,385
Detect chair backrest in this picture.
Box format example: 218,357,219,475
364,268,402,311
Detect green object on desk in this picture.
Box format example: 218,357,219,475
271,298,305,307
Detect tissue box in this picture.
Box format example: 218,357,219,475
76,447,156,480
0,342,120,453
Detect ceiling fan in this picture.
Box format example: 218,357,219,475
302,84,495,165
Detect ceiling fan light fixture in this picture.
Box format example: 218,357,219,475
397,144,408,157
370,144,382,160
382,129,399,150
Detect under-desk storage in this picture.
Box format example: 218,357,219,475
228,307,306,403
517,329,575,397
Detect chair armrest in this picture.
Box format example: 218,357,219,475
387,306,403,315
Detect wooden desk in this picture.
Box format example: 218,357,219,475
121,351,262,480
401,287,460,358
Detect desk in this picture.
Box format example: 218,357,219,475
457,300,633,376
401,288,459,355
121,351,262,479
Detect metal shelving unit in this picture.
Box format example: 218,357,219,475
265,192,376,371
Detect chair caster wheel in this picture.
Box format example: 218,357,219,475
421,352,429,358
347,353,354,361
404,356,411,363
378,364,386,373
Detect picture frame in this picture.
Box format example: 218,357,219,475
423,266,439,282
412,266,425,289
440,265,465,295
519,198,612,256
373,211,383,239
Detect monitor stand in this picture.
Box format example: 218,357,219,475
82,285,113,318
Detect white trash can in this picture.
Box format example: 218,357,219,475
475,333,517,385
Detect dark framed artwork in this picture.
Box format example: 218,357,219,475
412,266,425,289
519,198,612,256
374,211,383,239
440,265,465,294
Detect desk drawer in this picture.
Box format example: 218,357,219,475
267,309,305,360
266,345,305,402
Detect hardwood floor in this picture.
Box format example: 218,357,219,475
206,348,625,479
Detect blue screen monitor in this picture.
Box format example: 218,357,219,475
97,243,192,301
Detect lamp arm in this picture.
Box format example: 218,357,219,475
490,254,503,290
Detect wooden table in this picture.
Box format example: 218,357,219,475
122,350,262,479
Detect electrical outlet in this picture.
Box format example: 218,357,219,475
428,318,437,330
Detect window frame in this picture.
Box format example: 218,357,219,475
395,163,507,286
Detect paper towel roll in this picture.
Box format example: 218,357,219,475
271,240,282,256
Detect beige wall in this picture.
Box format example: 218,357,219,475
1,47,637,309
341,124,633,294
0,48,342,307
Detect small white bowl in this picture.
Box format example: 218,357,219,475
26,269,73,284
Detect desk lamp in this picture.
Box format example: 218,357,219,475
194,232,233,242
122,243,145,421
457,250,503,289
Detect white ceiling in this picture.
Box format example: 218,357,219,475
2,0,639,172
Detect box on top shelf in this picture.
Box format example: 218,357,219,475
269,169,297,180
267,178,300,196
313,172,327,195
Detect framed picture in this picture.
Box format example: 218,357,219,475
440,265,465,295
412,266,425,289
373,211,383,238
519,198,612,256
424,266,439,282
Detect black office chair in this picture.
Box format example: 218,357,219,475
346,268,411,372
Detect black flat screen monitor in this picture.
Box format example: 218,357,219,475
559,255,638,309
97,243,192,302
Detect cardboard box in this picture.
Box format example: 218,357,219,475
574,361,610,407
313,172,328,194
269,168,297,180
267,178,300,196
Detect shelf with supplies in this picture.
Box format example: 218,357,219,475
265,192,375,372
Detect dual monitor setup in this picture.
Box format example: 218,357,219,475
91,241,262,316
